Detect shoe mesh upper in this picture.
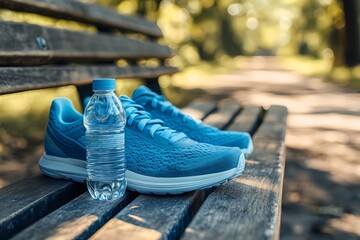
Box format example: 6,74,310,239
132,86,252,150
45,97,241,178
148,108,250,147
124,127,239,177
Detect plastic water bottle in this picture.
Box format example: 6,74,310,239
84,78,126,201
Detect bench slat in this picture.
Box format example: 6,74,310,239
0,65,178,94
181,106,287,240
0,0,162,38
88,102,283,240
0,21,172,66
0,175,84,239
181,140,286,240
254,106,288,140
181,99,217,120
202,99,241,129
12,192,137,240
227,105,264,134
90,191,208,240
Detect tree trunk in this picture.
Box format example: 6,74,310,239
342,0,360,66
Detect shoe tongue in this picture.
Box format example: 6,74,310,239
132,85,159,100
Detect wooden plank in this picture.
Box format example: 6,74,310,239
181,106,287,240
181,140,286,240
227,105,264,134
0,0,163,38
253,106,288,141
0,65,178,94
12,191,137,240
182,99,217,120
91,191,208,240
0,21,172,66
202,99,242,130
0,174,84,239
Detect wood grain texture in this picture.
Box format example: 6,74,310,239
12,191,137,240
91,191,208,240
181,140,286,240
0,21,172,65
0,100,287,240
0,0,162,37
253,105,288,141
181,106,288,240
202,99,241,130
181,99,217,120
227,105,264,134
0,65,178,94
0,174,84,239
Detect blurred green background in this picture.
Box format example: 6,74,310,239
0,0,357,186
87,0,352,84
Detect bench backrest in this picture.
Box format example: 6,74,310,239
0,0,177,96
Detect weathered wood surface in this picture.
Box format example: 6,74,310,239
0,0,162,37
227,105,264,134
84,101,254,240
12,192,137,240
0,175,84,239
202,99,241,129
91,191,208,240
0,102,287,240
0,65,178,94
181,99,217,120
181,140,286,240
0,21,172,66
253,106,288,141
181,106,287,240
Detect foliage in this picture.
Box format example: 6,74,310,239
82,0,344,68
0,0,345,68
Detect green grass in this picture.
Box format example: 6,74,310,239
279,56,333,77
279,56,360,91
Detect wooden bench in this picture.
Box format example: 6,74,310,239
0,1,288,239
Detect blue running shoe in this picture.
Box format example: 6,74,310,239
39,97,245,195
132,86,254,156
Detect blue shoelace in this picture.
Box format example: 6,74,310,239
122,97,187,144
149,96,197,125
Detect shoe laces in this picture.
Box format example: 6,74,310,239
150,96,198,125
121,97,187,144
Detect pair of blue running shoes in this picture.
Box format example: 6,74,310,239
39,86,253,195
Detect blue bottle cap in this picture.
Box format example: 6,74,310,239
92,78,116,91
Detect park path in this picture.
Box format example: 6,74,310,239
179,57,360,239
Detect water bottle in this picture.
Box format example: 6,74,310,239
84,78,126,201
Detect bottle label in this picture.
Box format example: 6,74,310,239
86,134,124,149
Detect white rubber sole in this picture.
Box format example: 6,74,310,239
241,140,254,157
39,153,245,195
